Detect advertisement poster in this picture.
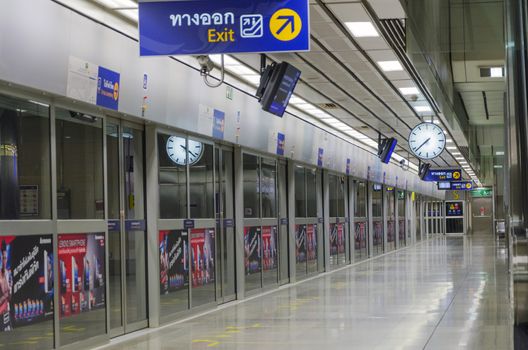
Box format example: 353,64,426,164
0,235,54,332
374,221,383,245
159,230,189,295
244,226,261,275
387,221,395,242
295,224,306,263
212,109,225,140
399,220,405,241
330,223,338,256
337,223,345,254
446,202,464,216
306,224,317,261
58,233,105,318
190,229,215,288
355,222,367,250
262,226,278,271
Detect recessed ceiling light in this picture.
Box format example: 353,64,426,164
496,151,505,156
345,22,379,38
414,105,432,113
446,139,453,143
378,61,403,72
451,152,461,155
494,165,503,169
399,87,420,95
446,146,457,150
490,67,504,78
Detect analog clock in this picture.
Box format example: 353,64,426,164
166,136,204,166
408,122,446,160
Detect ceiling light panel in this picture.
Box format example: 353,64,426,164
399,87,420,95
378,61,403,72
345,22,379,37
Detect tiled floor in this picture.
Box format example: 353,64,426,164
101,234,512,350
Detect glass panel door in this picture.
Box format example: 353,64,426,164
107,120,147,336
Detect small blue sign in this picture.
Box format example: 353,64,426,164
96,66,120,111
346,158,351,175
139,0,310,56
125,220,146,231
223,219,234,228
450,181,474,191
423,168,462,182
212,109,225,139
317,148,324,167
184,219,195,229
108,220,120,232
277,133,285,156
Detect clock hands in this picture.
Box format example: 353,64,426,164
180,144,198,158
415,138,431,152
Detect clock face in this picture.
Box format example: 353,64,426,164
408,123,446,160
166,136,204,166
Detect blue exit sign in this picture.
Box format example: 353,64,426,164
139,0,310,56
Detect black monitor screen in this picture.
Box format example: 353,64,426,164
260,62,301,117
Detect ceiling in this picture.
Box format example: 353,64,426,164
57,0,484,183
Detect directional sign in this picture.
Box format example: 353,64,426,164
423,168,462,182
450,181,474,191
470,188,492,198
139,0,310,56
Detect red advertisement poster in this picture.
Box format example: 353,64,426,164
355,222,367,250
306,224,317,261
387,220,395,242
262,226,277,271
244,226,261,275
329,224,338,256
190,229,215,288
399,220,405,241
159,230,188,295
58,233,105,318
374,221,383,245
0,235,54,332
295,224,306,263
337,223,345,254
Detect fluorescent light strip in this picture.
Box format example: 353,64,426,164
399,87,420,95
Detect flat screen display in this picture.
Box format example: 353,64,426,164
260,62,301,117
373,184,382,192
437,182,451,190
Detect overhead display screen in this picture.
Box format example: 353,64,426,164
260,62,301,117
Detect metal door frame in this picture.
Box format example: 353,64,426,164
215,145,237,304
106,117,148,337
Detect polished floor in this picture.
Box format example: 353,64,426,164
101,234,512,350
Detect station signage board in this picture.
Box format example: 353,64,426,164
423,168,462,182
139,0,310,56
450,181,474,191
470,188,493,198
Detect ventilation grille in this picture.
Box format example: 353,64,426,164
379,19,406,52
317,103,339,110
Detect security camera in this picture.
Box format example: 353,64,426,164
410,94,419,102
196,55,214,75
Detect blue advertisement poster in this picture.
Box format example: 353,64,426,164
276,133,285,156
212,109,225,140
139,0,310,56
317,148,324,167
346,158,351,175
96,66,120,111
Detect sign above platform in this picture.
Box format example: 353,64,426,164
138,0,310,56
423,168,462,182
450,181,474,191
